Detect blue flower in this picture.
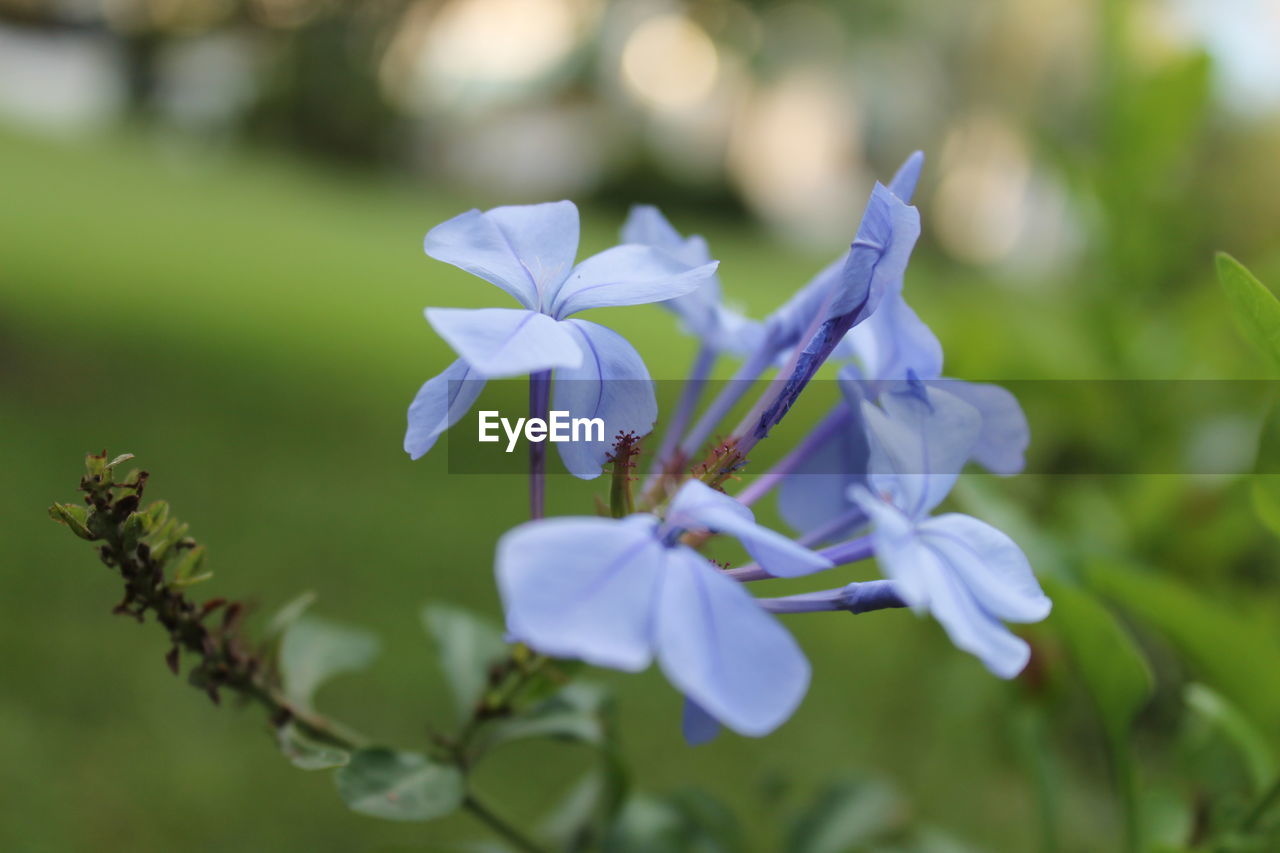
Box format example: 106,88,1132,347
621,205,761,355
835,151,942,383
496,480,833,737
849,380,1050,677
404,200,718,477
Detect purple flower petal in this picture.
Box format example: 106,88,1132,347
887,150,925,202
551,319,658,479
424,201,580,311
842,293,943,382
404,359,486,459
425,307,583,378
667,481,833,578
655,547,810,736
861,380,982,519
917,513,1051,623
496,515,665,671
681,696,722,746
937,380,1029,475
549,245,716,319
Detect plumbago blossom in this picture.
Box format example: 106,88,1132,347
498,480,832,737
406,151,1051,743
404,200,718,479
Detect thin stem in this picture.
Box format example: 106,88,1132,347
731,288,836,452
795,505,867,547
528,370,551,520
646,345,718,483
464,793,551,853
735,404,853,507
758,579,905,614
677,346,774,461
726,533,874,581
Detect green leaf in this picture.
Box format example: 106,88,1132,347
788,776,903,853
1217,253,1280,371
1048,577,1154,747
169,545,211,588
605,796,685,852
1047,577,1153,853
335,748,463,822
1186,683,1277,793
106,452,135,469
48,502,94,540
267,590,318,640
280,615,380,711
1085,560,1280,742
276,722,350,771
421,604,508,722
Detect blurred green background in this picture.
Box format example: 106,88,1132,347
4,0,1280,851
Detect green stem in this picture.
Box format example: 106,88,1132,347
464,793,551,853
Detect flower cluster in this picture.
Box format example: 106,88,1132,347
406,152,1050,744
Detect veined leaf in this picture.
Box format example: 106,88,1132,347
335,748,463,822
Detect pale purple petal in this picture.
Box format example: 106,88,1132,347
549,245,717,319
404,359,486,460
917,513,1050,623
424,201,580,311
777,419,869,537
842,293,943,381
667,481,833,578
847,489,933,610
937,380,1029,475
620,205,688,256
496,515,664,671
681,697,721,746
655,547,810,736
922,559,1032,678
425,307,583,378
862,381,982,520
887,150,925,203
832,183,922,321
621,205,744,347
552,319,657,479
850,491,1040,679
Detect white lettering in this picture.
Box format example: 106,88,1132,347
502,417,526,453
480,410,605,452
572,416,604,442
477,411,500,443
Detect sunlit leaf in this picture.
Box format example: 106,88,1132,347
1217,253,1280,372
48,502,94,540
